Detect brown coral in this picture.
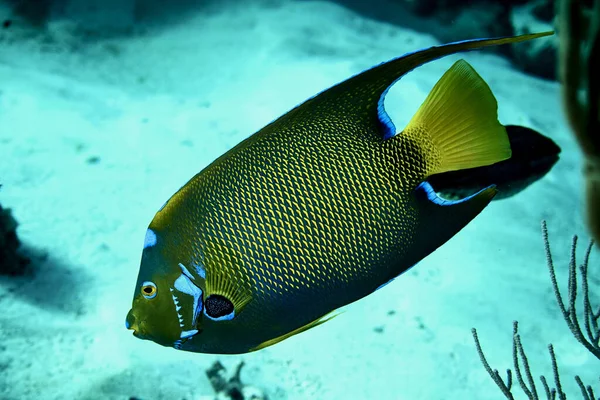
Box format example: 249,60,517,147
558,0,600,244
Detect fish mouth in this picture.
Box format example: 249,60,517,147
126,310,147,339
126,309,138,335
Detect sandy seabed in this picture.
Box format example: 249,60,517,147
0,1,597,399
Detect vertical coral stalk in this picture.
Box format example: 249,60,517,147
559,0,600,243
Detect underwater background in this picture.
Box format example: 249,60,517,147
0,0,598,399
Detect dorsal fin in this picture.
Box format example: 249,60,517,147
287,32,553,141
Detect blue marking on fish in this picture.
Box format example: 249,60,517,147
143,228,157,249
416,181,496,206
178,263,195,280
192,261,206,279
204,310,236,322
378,83,397,140
158,200,168,212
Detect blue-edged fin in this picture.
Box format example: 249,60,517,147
378,182,496,290
291,31,552,143
249,311,341,352
409,182,497,265
404,60,511,176
395,60,507,279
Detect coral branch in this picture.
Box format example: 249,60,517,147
542,221,600,360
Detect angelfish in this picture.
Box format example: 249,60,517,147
126,32,552,354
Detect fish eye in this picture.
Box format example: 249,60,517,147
141,281,157,299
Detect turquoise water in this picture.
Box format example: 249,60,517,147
0,1,597,399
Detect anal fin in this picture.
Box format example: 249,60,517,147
249,311,340,352
410,182,496,260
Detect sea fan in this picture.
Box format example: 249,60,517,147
472,221,599,400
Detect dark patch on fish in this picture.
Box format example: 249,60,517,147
428,125,561,200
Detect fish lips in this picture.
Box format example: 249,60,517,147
125,309,151,340
125,309,143,338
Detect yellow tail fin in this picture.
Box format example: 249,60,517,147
403,59,511,176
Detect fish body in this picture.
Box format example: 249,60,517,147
126,32,552,354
